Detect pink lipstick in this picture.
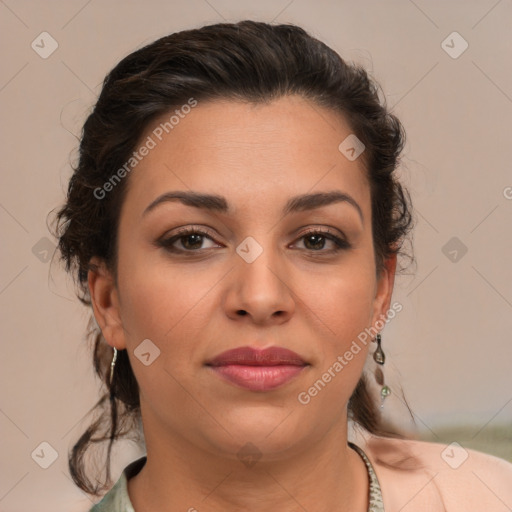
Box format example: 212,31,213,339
206,346,308,392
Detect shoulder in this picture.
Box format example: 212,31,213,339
88,475,131,512
88,457,145,512
359,434,512,512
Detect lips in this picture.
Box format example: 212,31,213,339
207,346,307,366
206,346,308,392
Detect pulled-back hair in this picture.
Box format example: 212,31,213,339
50,19,414,495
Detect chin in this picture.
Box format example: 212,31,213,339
203,407,311,459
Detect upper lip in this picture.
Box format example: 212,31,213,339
206,346,307,366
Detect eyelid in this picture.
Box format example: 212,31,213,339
160,224,347,243
172,225,217,238
296,225,346,239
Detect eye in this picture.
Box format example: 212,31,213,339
293,228,351,253
157,227,220,253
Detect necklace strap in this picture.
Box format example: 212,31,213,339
348,442,385,512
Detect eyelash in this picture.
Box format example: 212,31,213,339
157,226,351,255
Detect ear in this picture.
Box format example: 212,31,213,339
88,257,127,350
370,253,397,329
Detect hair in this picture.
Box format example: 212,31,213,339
50,19,415,495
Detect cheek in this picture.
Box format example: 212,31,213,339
295,269,375,417
302,263,376,350
116,255,213,415
117,247,220,361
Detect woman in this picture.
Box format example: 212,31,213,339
52,20,512,512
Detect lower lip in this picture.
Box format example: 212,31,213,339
208,364,306,391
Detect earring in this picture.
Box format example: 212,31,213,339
373,333,391,408
109,347,118,387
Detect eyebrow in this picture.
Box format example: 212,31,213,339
142,190,364,223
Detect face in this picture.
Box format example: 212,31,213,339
90,95,396,461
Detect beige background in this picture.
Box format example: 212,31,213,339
1,0,511,510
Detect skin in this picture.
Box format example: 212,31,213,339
89,95,397,512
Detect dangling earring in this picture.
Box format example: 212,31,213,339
109,347,118,389
373,333,391,408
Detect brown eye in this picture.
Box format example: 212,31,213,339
294,229,351,253
303,233,328,250
158,227,220,253
178,233,205,250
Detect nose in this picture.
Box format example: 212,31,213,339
223,242,296,325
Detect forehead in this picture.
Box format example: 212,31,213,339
123,95,370,217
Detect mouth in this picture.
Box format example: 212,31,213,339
205,346,309,392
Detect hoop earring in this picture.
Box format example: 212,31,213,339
109,347,118,388
373,333,391,408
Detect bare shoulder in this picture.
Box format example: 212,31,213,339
359,434,512,511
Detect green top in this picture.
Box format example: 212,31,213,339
89,442,384,511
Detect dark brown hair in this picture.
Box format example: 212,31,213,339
50,19,415,496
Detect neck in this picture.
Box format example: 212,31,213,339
128,408,369,512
